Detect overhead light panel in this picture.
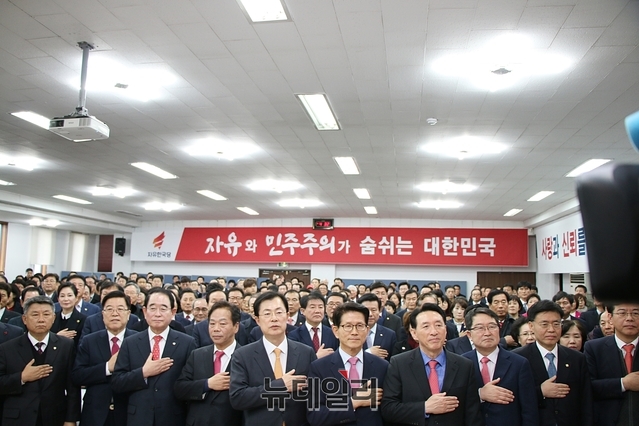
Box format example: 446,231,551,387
130,162,177,179
504,209,523,217
91,186,135,198
11,111,51,129
423,137,506,160
237,0,289,22
144,202,182,212
417,181,476,194
28,218,61,227
248,179,303,193
0,154,39,171
565,159,611,177
277,198,322,208
53,195,92,205
527,191,554,202
197,190,227,201
417,200,463,210
296,94,340,130
353,188,371,199
334,157,360,175
0,179,15,186
237,207,259,216
364,206,377,214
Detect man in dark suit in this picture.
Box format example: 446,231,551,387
0,283,20,324
578,297,606,334
370,282,404,338
111,288,196,426
514,300,592,426
323,292,347,328
462,307,538,426
184,298,209,336
380,303,481,426
174,301,243,426
584,302,639,426
445,335,474,355
40,274,59,303
71,291,137,426
288,292,339,358
230,291,317,426
308,302,388,426
285,289,306,327
175,289,197,326
228,287,251,322
358,294,396,361
0,296,80,426
488,289,517,349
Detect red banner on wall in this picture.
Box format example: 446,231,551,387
166,227,528,266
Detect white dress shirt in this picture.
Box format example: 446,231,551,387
263,337,288,374
214,340,237,373
147,327,170,357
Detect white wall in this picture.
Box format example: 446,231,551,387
4,223,31,279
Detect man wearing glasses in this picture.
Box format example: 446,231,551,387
514,300,591,426
230,291,316,426
72,291,137,426
584,303,639,426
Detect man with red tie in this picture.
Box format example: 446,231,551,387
288,292,339,358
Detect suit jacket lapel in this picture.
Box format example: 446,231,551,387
16,334,34,366
162,329,180,359
41,333,60,391
410,349,432,399
254,341,275,379
494,349,512,380
442,351,459,392
98,331,112,361
286,339,300,373
300,326,313,348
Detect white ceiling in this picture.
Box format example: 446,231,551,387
0,0,638,233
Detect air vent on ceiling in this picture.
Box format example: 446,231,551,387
116,210,142,217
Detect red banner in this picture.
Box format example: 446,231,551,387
172,227,528,266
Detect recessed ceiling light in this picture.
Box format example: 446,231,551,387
296,94,340,130
237,0,289,22
416,200,463,210
0,179,15,186
130,162,178,179
364,206,377,214
565,159,611,177
417,181,476,194
527,191,554,202
248,180,303,193
144,202,182,212
237,206,259,216
277,198,322,208
53,195,92,205
184,140,261,161
423,137,506,160
197,190,227,201
504,209,523,217
91,186,135,198
10,111,50,129
0,154,39,171
353,188,371,199
28,218,61,227
334,157,360,175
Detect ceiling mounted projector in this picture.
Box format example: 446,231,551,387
48,41,110,142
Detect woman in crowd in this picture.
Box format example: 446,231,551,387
573,293,588,315
388,292,401,311
559,320,587,352
510,316,536,347
525,293,541,313
448,297,468,339
51,282,86,346
384,300,397,315
508,295,523,320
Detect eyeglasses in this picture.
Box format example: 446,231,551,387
470,324,499,332
259,310,287,319
340,324,368,332
613,311,639,319
103,307,130,314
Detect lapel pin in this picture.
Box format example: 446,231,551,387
380,333,383,337
53,347,57,350
565,364,569,367
172,342,176,345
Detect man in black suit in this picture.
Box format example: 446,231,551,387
174,301,243,426
469,288,486,307
285,289,305,327
80,283,140,340
488,289,517,349
175,289,197,326
192,291,248,346
381,303,481,426
0,296,80,426
370,282,404,338
228,288,250,322
514,300,592,426
323,292,347,328
71,291,137,426
579,297,606,334
229,291,316,426
288,292,339,358
584,302,639,426
358,294,396,361
40,274,59,302
184,298,209,336
111,288,196,426
0,283,20,324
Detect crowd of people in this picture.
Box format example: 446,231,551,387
0,269,637,426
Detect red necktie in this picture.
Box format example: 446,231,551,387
214,350,224,374
428,360,439,394
111,337,120,356
623,344,635,374
348,356,360,388
151,335,162,360
312,327,320,352
480,356,491,385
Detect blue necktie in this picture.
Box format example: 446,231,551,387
545,352,557,377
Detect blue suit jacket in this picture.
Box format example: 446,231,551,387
364,324,396,360
71,328,137,426
192,320,249,348
111,329,196,426
174,312,192,327
55,301,100,317
287,323,339,352
307,351,389,426
445,335,473,355
80,312,141,341
229,339,317,426
584,335,639,426
463,349,538,426
0,322,22,344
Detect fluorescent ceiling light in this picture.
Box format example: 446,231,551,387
504,209,523,217
184,140,261,161
364,206,377,215
296,94,340,130
417,200,463,210
353,188,371,199
527,191,554,202
417,181,476,194
277,198,322,208
91,186,135,198
238,0,289,22
237,207,259,216
53,195,92,205
28,218,61,227
334,157,360,175
130,162,177,179
0,154,39,171
248,179,302,193
423,137,506,160
197,190,227,201
144,202,182,212
565,159,611,177
0,179,15,186
11,111,50,129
